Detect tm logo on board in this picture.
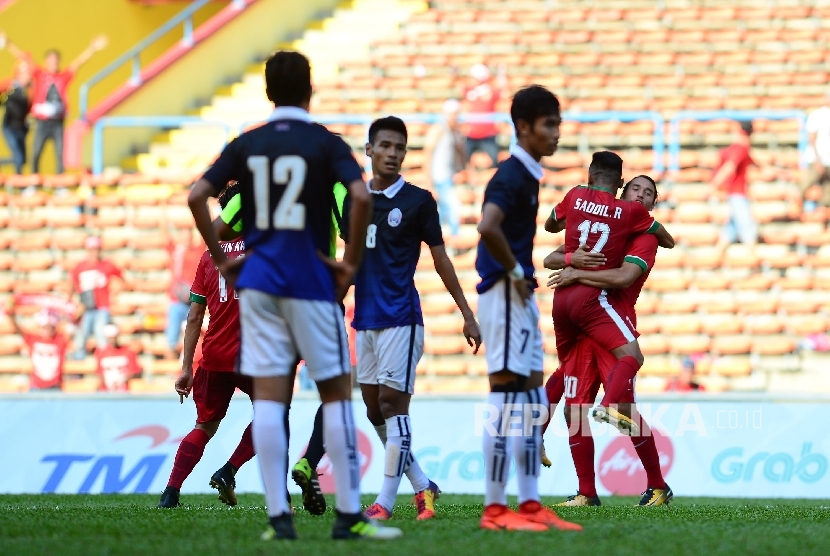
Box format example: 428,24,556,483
41,426,178,494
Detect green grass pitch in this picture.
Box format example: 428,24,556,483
2,493,830,555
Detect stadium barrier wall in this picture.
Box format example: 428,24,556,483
3,394,829,498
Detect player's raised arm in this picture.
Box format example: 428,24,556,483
189,179,226,264
652,223,675,249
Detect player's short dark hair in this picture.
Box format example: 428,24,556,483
218,181,241,209
622,174,659,203
739,120,753,135
589,151,623,185
45,49,60,60
510,85,560,133
264,51,312,107
368,116,408,145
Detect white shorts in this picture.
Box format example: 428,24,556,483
238,289,350,382
477,278,544,377
356,325,424,394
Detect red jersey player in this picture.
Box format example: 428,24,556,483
544,175,673,507
158,186,254,509
546,152,674,436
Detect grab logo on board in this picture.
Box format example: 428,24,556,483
597,430,674,495
40,425,180,494
313,430,373,493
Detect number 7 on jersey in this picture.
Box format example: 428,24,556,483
247,155,307,230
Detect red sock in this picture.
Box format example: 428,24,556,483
631,422,666,489
568,415,597,498
602,355,641,407
542,369,565,434
167,428,210,489
228,423,255,470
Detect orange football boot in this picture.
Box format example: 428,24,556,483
480,504,548,532
518,501,583,531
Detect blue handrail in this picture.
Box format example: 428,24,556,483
668,110,808,171
93,109,815,176
92,116,232,175
79,0,220,121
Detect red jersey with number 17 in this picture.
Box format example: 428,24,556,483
189,240,245,372
553,186,658,270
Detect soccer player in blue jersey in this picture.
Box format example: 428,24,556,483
188,51,401,541
476,85,582,532
341,116,482,521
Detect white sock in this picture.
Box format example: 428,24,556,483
323,400,361,514
374,415,411,512
375,422,429,492
404,453,431,493
513,387,548,504
252,400,289,517
483,391,513,507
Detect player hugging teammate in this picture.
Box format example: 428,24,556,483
543,155,676,507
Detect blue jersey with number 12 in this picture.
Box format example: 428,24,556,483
202,111,363,301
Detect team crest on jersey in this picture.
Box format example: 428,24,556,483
388,208,403,227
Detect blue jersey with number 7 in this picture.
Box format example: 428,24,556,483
201,109,363,301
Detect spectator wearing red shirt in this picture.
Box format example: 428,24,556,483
0,31,107,174
462,63,507,169
8,303,68,391
95,324,141,392
713,120,757,247
68,236,124,360
164,228,205,360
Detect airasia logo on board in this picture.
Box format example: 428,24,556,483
597,430,674,495
308,429,373,494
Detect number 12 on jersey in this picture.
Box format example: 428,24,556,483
248,155,307,230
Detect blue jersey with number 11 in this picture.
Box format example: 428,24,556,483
202,110,363,301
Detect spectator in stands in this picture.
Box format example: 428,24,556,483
0,31,108,174
68,236,123,360
0,57,32,174
665,359,706,392
713,120,757,248
95,324,141,392
424,98,465,238
164,228,204,360
799,99,830,210
462,63,506,170
8,303,68,391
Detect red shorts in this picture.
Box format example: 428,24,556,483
193,367,253,424
553,284,638,362
561,336,635,405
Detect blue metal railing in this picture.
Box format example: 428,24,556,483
668,110,808,171
92,116,233,175
92,110,667,175
79,0,241,121
92,109,812,176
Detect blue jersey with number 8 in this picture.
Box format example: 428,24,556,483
202,110,363,301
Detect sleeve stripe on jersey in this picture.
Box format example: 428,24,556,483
646,220,660,234
189,292,207,304
624,255,649,273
